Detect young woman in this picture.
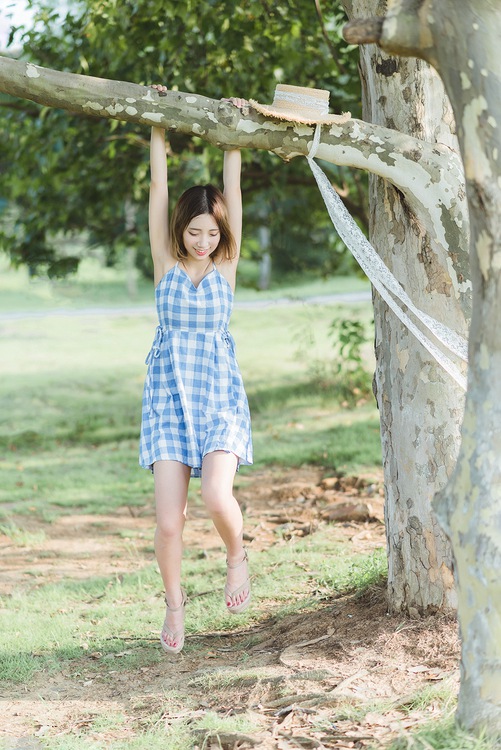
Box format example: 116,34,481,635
139,87,253,654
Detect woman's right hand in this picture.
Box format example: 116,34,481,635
151,84,168,97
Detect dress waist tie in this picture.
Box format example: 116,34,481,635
145,325,164,365
145,326,231,365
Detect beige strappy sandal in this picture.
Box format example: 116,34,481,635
160,588,187,654
225,549,251,614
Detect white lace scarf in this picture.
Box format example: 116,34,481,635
307,124,468,391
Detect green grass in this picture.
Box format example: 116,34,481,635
40,725,194,750
0,254,370,312
0,271,379,520
0,258,385,749
316,546,387,595
387,718,500,750
0,519,46,545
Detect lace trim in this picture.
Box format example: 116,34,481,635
307,124,467,391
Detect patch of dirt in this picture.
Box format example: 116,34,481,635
0,466,460,749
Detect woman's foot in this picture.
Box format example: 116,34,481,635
225,549,251,614
160,588,186,654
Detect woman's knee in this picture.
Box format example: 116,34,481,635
153,461,189,537
155,511,185,539
201,484,232,515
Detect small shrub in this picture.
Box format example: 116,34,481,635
297,310,374,406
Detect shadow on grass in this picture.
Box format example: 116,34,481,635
248,376,373,413
254,416,382,471
3,582,455,701
3,586,396,690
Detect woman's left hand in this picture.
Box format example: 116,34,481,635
222,97,249,114
151,84,168,97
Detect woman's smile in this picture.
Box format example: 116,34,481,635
183,213,220,262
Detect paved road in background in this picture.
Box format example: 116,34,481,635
0,291,371,321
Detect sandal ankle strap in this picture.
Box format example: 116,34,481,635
226,548,248,570
164,588,187,612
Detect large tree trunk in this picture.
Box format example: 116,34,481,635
345,0,501,735
343,0,469,615
423,3,501,734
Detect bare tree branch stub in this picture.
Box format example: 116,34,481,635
343,17,384,45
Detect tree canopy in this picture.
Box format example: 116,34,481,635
0,0,364,279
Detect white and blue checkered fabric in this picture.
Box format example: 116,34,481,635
139,263,253,477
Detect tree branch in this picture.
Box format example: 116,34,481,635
314,0,349,76
342,4,436,65
0,55,466,259
343,16,383,45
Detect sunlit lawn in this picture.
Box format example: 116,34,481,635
0,259,379,520
1,261,490,750
0,255,370,312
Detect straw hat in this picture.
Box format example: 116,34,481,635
249,84,351,125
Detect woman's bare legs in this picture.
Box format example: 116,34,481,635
154,460,191,648
201,451,250,609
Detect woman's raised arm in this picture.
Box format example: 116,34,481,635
223,148,242,258
149,122,171,285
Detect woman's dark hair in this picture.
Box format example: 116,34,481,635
169,184,236,262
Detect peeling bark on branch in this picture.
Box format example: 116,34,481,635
0,54,469,292
343,1,436,64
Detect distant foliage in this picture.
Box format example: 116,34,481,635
0,0,365,280
296,309,374,407
329,315,368,373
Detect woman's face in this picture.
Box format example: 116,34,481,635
182,213,220,262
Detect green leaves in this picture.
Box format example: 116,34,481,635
1,0,364,279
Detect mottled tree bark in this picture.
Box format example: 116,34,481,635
342,0,469,618
345,0,501,736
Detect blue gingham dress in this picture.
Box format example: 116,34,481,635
139,263,253,477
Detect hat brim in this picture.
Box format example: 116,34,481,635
249,100,351,125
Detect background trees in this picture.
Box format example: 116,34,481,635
0,0,363,281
